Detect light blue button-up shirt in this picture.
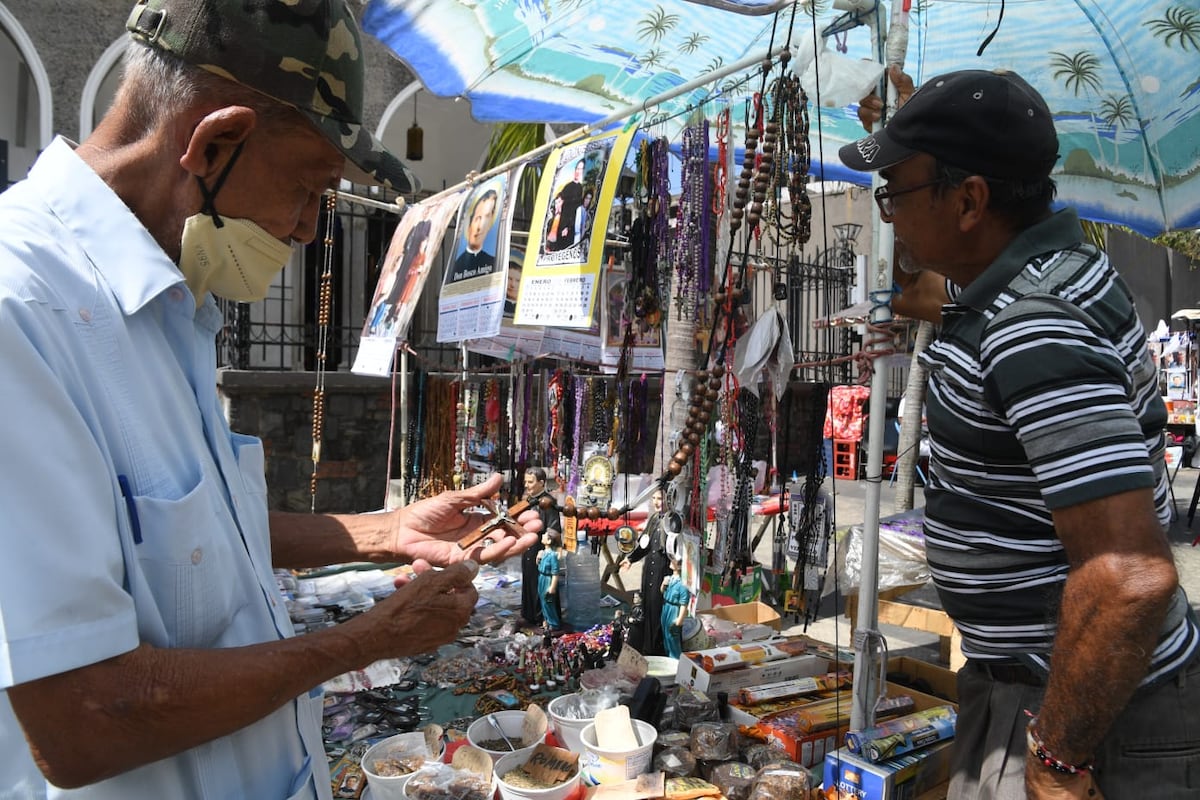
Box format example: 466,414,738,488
0,138,330,800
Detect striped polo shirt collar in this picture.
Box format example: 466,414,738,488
954,209,1085,312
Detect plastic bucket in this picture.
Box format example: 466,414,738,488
578,719,657,785
360,733,445,800
644,655,678,688
547,694,593,754
467,710,546,765
493,748,582,800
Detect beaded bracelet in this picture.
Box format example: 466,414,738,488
1026,718,1094,776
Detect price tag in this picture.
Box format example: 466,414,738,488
616,644,647,681
522,743,578,786
522,704,548,746
451,745,492,779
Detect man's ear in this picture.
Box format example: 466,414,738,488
957,175,991,232
178,106,258,182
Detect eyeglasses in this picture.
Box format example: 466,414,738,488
873,178,946,218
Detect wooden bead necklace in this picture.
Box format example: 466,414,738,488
310,191,337,510
536,364,727,519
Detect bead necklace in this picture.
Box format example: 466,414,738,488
764,68,813,249
592,377,614,447
534,364,727,520
671,119,710,323
711,107,729,221
518,366,532,467
310,191,337,511
406,368,426,502
790,380,835,625
629,373,649,471
419,377,456,498
652,137,672,313
457,380,474,484
546,370,564,478
722,388,762,589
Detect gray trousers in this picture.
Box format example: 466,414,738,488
949,656,1200,799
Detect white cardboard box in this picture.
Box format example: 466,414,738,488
674,650,829,694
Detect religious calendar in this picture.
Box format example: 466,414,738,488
437,278,505,342
513,273,595,328
517,127,635,330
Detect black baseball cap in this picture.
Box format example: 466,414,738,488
840,68,1059,181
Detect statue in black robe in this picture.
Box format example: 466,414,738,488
621,493,673,656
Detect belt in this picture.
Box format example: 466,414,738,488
971,660,1045,687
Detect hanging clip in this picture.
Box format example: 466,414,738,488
821,0,878,38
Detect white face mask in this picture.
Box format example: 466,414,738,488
178,214,293,304
176,142,293,305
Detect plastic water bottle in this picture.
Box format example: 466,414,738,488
563,534,603,631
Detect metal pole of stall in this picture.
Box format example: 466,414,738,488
849,0,910,734
398,344,409,509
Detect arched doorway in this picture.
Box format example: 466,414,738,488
0,2,52,187
80,36,126,138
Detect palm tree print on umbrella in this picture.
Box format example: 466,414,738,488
637,7,680,43
1145,6,1200,50
1099,94,1135,165
681,33,711,55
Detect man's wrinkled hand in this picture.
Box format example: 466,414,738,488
359,561,481,661
388,474,541,569
857,64,915,132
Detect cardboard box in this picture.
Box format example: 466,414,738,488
700,565,763,607
698,600,783,631
885,657,958,704
723,697,830,765
674,649,829,694
744,681,954,768
766,721,848,769
822,740,954,800
846,595,964,669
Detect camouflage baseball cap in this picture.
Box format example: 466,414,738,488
126,0,418,193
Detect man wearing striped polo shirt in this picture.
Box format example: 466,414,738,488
843,69,1199,799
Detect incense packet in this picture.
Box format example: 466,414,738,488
736,670,851,705
845,704,958,762
691,639,810,673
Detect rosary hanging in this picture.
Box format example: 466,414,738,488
671,118,711,325
309,191,337,511
764,56,813,250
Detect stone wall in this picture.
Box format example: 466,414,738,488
218,369,398,514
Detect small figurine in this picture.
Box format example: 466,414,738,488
660,542,691,659
537,530,565,632
620,488,673,655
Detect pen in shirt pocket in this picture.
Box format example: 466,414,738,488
117,474,143,545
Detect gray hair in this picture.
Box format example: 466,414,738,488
933,159,1057,231
116,40,305,138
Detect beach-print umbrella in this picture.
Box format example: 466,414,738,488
365,0,1200,235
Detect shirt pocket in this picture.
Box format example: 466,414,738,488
230,433,267,498
133,475,242,649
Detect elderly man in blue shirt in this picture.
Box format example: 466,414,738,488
0,2,540,797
